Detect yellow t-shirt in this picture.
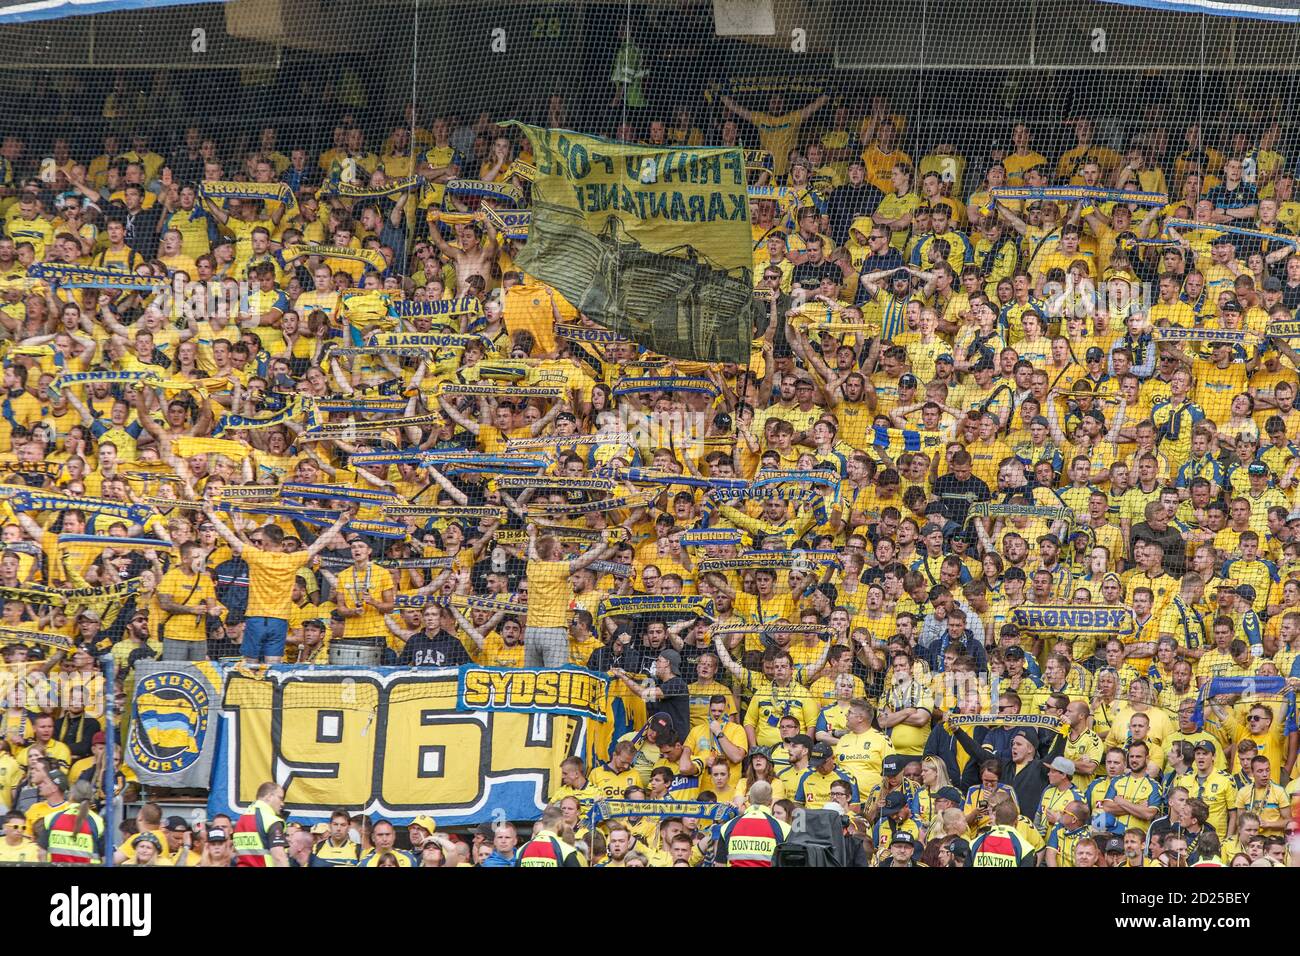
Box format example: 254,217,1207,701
1148,300,1196,328
503,280,576,357
1193,359,1248,414
862,145,912,193
162,208,217,260
243,548,310,619
525,559,572,629
156,567,217,642
744,685,821,748
221,217,273,263
24,799,68,837
118,829,173,862
834,728,891,795
748,111,812,177
1003,151,1049,185
478,634,526,668
1173,770,1236,835
295,289,341,325
5,214,55,259
0,838,40,862
335,563,396,640
684,720,748,789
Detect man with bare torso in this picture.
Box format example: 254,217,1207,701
427,212,499,295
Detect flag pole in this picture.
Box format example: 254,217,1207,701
103,656,116,867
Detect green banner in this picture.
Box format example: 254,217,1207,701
508,124,761,363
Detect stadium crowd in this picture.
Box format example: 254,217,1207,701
1,84,1300,868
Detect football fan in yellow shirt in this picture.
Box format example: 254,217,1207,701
832,699,891,796
1149,367,1205,474
1003,124,1048,184
156,543,221,655
204,507,344,664
0,812,39,863
879,654,932,755
1055,118,1120,184
589,742,640,800
862,127,913,195
685,697,748,790
521,525,615,667
5,192,55,259
334,537,397,640
1173,742,1237,835
743,654,820,748
720,92,829,178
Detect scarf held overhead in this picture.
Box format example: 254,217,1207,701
989,186,1167,208
497,475,615,491
26,263,168,291
393,296,484,319
553,323,628,345
612,377,721,398
281,244,386,272
483,207,531,239
597,594,715,620
320,176,423,199
373,331,491,350
9,490,152,524
212,401,301,436
1011,604,1135,637
441,383,563,399
200,179,299,214
443,179,523,206
1165,218,1300,248
946,713,1067,731
1151,327,1256,344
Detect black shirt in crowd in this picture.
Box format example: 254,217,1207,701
397,629,472,667
931,472,991,527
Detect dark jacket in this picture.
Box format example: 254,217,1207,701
950,724,1067,815
119,205,162,259
923,722,980,792
922,631,988,674
211,556,249,625
827,181,884,246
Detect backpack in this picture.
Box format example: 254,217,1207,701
773,809,848,867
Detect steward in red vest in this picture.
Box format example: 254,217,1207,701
714,780,790,866
38,782,106,865
233,781,289,867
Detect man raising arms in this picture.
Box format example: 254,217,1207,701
204,506,345,665
523,523,615,668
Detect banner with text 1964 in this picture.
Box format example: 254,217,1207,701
206,664,591,826
509,124,762,364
